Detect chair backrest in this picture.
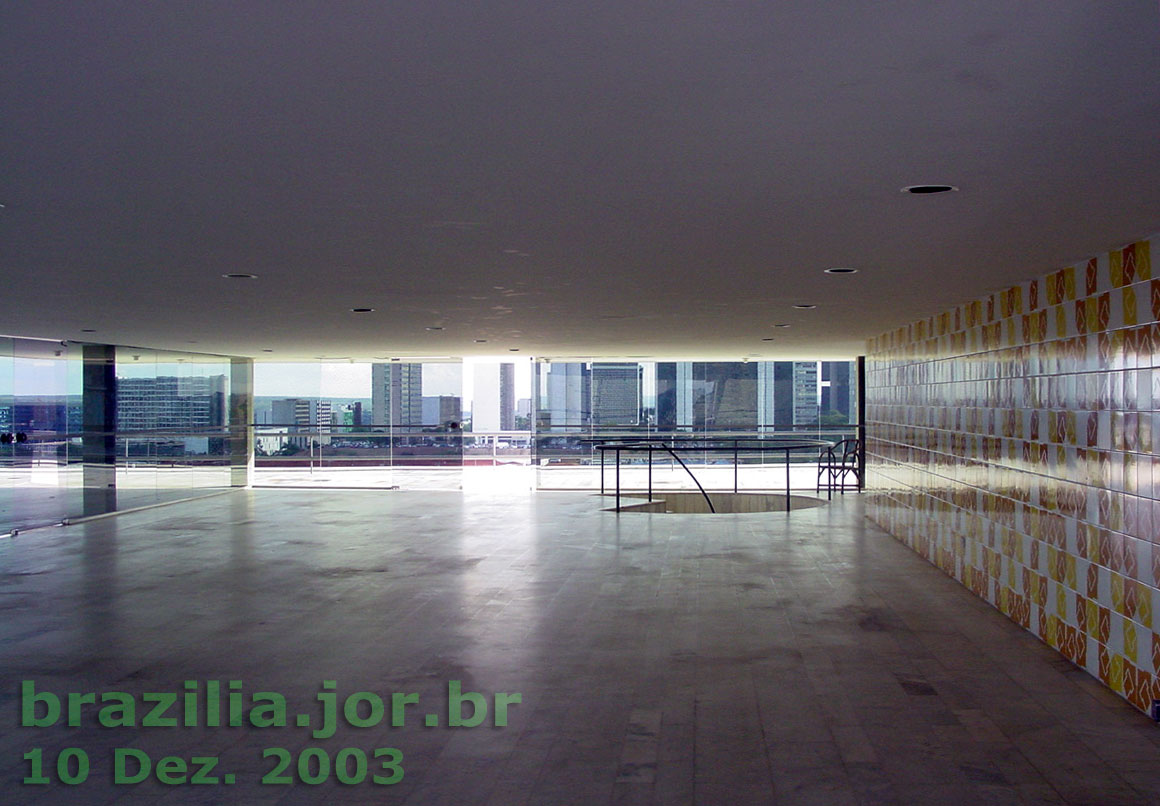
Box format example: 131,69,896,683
841,438,861,465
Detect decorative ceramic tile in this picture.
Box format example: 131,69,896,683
866,234,1160,716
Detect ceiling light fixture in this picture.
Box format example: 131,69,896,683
824,267,858,274
80,328,96,333
474,339,488,343
761,337,775,342
508,348,520,352
426,326,444,331
351,308,374,313
792,304,817,309
222,273,258,279
262,349,274,353
774,323,791,328
901,184,957,194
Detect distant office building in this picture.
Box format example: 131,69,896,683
422,395,462,428
543,363,590,428
701,362,758,428
340,402,363,427
471,363,514,431
371,363,423,427
499,363,515,430
271,398,332,447
6,398,75,433
590,363,642,425
792,362,819,425
757,362,776,430
655,363,677,428
516,398,531,418
116,375,227,432
820,362,855,423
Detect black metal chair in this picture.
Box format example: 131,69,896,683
817,438,861,498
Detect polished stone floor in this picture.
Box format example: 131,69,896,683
1,489,1158,805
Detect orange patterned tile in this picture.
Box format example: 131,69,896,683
1123,662,1141,709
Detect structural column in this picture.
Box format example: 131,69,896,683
82,344,117,516
229,358,254,487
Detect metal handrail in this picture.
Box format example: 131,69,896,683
595,437,832,513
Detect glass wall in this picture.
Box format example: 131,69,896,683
113,347,234,510
0,337,243,534
0,336,82,533
253,361,466,488
535,360,859,489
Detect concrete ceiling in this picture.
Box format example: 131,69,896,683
3,2,1159,361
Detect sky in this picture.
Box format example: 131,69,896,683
252,359,534,405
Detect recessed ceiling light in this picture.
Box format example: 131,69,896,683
792,304,817,309
901,184,958,194
222,273,258,279
426,326,444,331
262,349,274,353
80,328,96,333
351,308,374,313
824,267,858,274
474,339,488,343
774,323,791,328
390,357,401,362
508,348,520,352
761,337,775,342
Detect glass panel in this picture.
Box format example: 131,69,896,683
0,336,81,533
253,360,466,489
533,359,859,491
115,346,233,510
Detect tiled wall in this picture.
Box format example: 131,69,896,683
865,235,1159,715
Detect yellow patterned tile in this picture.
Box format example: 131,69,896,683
1125,621,1138,664
1064,266,1076,300
1066,556,1077,590
1086,599,1100,636
1135,240,1151,280
1056,305,1067,340
1137,582,1153,630
1109,653,1124,693
1111,249,1124,287
1056,584,1067,619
